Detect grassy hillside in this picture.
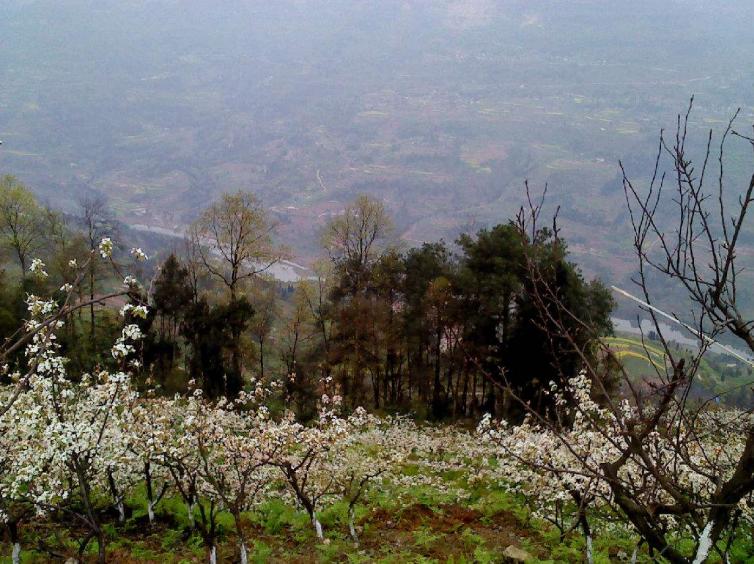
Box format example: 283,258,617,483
6,459,753,563
606,334,754,408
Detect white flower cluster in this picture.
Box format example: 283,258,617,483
29,258,48,279
477,371,753,556
119,303,148,319
130,247,148,261
112,322,145,360
1,237,151,556
98,237,113,258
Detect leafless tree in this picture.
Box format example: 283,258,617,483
492,102,754,563
190,191,282,300
77,192,116,345
248,278,278,379
189,191,284,394
321,194,395,293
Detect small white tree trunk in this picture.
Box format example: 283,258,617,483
209,545,217,564
692,521,714,564
187,501,195,527
12,542,21,564
630,545,638,564
585,534,594,564
117,500,125,523
312,512,324,540
240,542,248,564
147,500,156,523
348,506,359,545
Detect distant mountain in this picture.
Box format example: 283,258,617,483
2,0,754,304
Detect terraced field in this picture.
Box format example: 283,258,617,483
605,334,754,407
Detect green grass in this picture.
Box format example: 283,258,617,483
3,468,752,563
605,332,751,401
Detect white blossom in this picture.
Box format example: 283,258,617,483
98,237,113,258
130,247,148,261
29,258,48,279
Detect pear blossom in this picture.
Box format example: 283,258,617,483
29,258,48,278
119,303,148,319
130,247,148,261
98,237,113,258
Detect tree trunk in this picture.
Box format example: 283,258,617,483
460,362,470,416
8,521,20,564
312,512,324,541
208,545,217,564
372,369,380,408
97,534,106,564
107,470,125,523
75,459,106,564
12,542,20,564
234,512,249,564
230,324,242,397
348,506,359,545
258,337,265,379
145,462,156,524
692,521,714,564
432,329,442,416
240,542,248,564
89,263,96,347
